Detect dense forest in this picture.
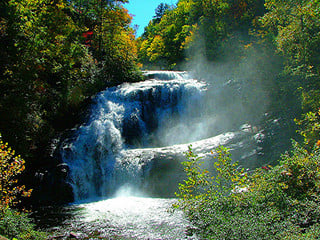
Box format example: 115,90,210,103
1,0,320,238
0,0,141,158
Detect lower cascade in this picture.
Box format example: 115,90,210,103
61,71,262,201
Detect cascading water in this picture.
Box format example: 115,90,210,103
61,71,210,201
50,71,264,239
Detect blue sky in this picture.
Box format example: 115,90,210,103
124,0,177,37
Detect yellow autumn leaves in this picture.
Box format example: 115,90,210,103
0,135,32,210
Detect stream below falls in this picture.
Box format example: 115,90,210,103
34,196,195,239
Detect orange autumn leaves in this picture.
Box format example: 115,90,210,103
0,136,32,209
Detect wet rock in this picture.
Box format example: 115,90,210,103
29,161,74,205
69,232,80,239
56,163,70,179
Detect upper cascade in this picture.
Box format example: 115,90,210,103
143,71,191,81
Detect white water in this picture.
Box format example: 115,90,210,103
61,71,209,200
40,195,195,239
73,196,195,239
57,71,262,239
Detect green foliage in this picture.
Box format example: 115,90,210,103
0,0,141,162
261,0,320,77
175,145,247,213
175,144,320,239
295,108,320,148
0,207,46,240
138,0,266,68
0,135,46,239
137,1,194,68
175,145,210,205
260,0,320,150
0,0,93,154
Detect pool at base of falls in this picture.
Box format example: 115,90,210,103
35,196,197,240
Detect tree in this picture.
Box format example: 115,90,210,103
137,0,266,67
0,0,140,154
137,0,193,68
154,3,170,24
0,134,31,209
0,0,96,155
260,0,320,148
261,0,320,78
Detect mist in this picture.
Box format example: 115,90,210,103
151,33,285,149
183,36,282,136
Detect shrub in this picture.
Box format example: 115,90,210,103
0,208,46,240
175,144,320,239
0,134,46,239
0,134,32,208
295,108,320,149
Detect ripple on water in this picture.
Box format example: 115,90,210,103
42,197,197,240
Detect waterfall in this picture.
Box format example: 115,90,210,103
60,71,263,201
37,70,293,239
61,71,212,201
